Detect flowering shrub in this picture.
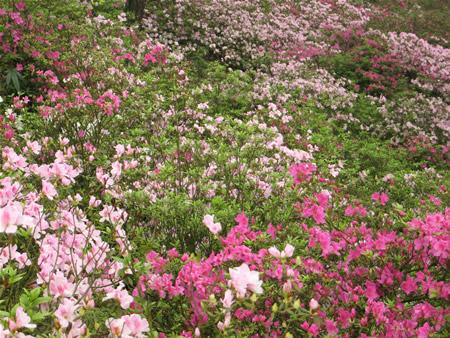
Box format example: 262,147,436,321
387,32,450,96
0,0,448,337
143,0,370,67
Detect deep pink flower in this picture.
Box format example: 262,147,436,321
289,163,316,185
401,277,418,295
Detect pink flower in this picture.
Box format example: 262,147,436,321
55,299,78,328
401,277,418,295
0,203,33,233
49,271,74,298
217,312,231,331
15,1,26,11
372,192,389,206
167,248,179,258
123,314,149,336
9,307,36,331
0,323,9,336
26,141,41,155
89,196,101,207
379,193,389,205
107,314,149,338
42,180,58,200
417,323,431,338
268,244,295,258
289,163,316,185
46,50,60,60
221,289,234,309
266,223,278,239
103,284,134,309
365,281,379,301
309,298,319,310
115,144,125,157
311,204,326,224
229,263,263,298
203,214,222,234
325,319,338,335
283,280,293,293
308,323,320,336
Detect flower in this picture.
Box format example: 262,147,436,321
106,314,149,338
55,299,78,328
268,244,295,258
309,298,319,310
49,271,74,298
371,192,389,206
9,307,36,331
0,203,34,234
217,312,231,331
103,284,134,309
221,289,234,309
229,263,263,298
203,214,222,234
42,180,58,200
289,163,316,185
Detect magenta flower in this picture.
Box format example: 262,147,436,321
372,192,389,206
289,163,317,185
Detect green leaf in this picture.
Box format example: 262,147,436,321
5,68,22,92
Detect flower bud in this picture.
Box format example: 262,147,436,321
272,303,278,313
309,298,319,311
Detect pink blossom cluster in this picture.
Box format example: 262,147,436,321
143,0,370,65
387,32,450,96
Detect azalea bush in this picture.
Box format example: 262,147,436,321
0,0,449,337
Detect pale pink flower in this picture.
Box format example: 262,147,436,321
203,214,222,234
284,244,295,257
0,203,33,233
9,307,36,331
107,314,149,338
42,180,58,200
115,144,125,157
309,298,319,310
26,141,41,155
55,298,78,328
217,312,231,331
106,317,125,337
268,244,295,258
103,284,134,309
49,271,74,298
0,323,9,337
221,289,234,309
283,280,293,294
89,196,101,207
229,263,263,298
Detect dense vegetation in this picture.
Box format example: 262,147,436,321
0,0,448,337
